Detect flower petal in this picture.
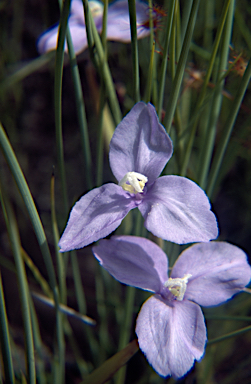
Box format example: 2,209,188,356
65,23,88,55
37,19,88,55
59,184,136,251
37,0,102,55
139,175,218,244
171,242,251,307
93,236,168,292
109,102,173,184
106,0,151,42
70,0,85,24
37,24,62,54
136,295,206,378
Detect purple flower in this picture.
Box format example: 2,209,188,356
59,102,218,251
37,0,155,55
93,236,251,378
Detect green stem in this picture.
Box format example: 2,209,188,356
0,123,58,299
0,185,36,384
128,0,140,102
198,0,235,188
207,57,251,198
180,0,232,177
115,287,136,384
207,324,251,345
205,315,251,322
157,0,176,116
163,0,201,133
0,272,15,384
51,172,66,304
54,0,71,214
0,123,63,381
83,0,122,125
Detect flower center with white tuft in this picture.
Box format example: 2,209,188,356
119,172,148,194
89,1,104,18
164,274,192,301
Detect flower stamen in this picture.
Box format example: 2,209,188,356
164,274,192,301
119,172,148,194
89,1,104,18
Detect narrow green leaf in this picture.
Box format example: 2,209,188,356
128,0,140,102
82,340,139,384
0,272,15,384
0,185,36,383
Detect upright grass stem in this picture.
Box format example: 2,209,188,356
54,0,71,215
157,0,176,117
51,172,66,304
198,0,235,189
115,211,143,384
0,272,15,384
83,0,122,125
115,286,136,384
57,0,93,192
0,124,58,300
180,0,232,177
0,123,64,380
163,0,201,134
207,57,251,198
128,0,140,102
0,185,36,384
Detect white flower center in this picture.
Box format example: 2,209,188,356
89,1,104,18
164,274,192,301
119,172,148,194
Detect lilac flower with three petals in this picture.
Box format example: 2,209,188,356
59,102,218,251
37,0,155,55
93,236,251,378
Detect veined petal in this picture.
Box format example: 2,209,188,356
139,175,218,244
93,236,168,292
109,102,172,185
136,296,206,378
171,242,251,307
59,184,136,251
106,0,151,41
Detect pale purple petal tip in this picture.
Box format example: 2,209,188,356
93,235,168,292
136,296,206,378
37,0,88,55
109,102,173,184
139,175,218,244
171,242,251,307
37,25,62,54
58,184,136,251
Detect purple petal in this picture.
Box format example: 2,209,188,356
106,0,151,41
37,0,97,55
66,23,88,54
92,236,168,292
70,0,85,24
136,295,206,378
37,20,87,55
59,184,136,251
37,24,62,54
109,102,173,185
139,175,218,244
171,242,251,307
